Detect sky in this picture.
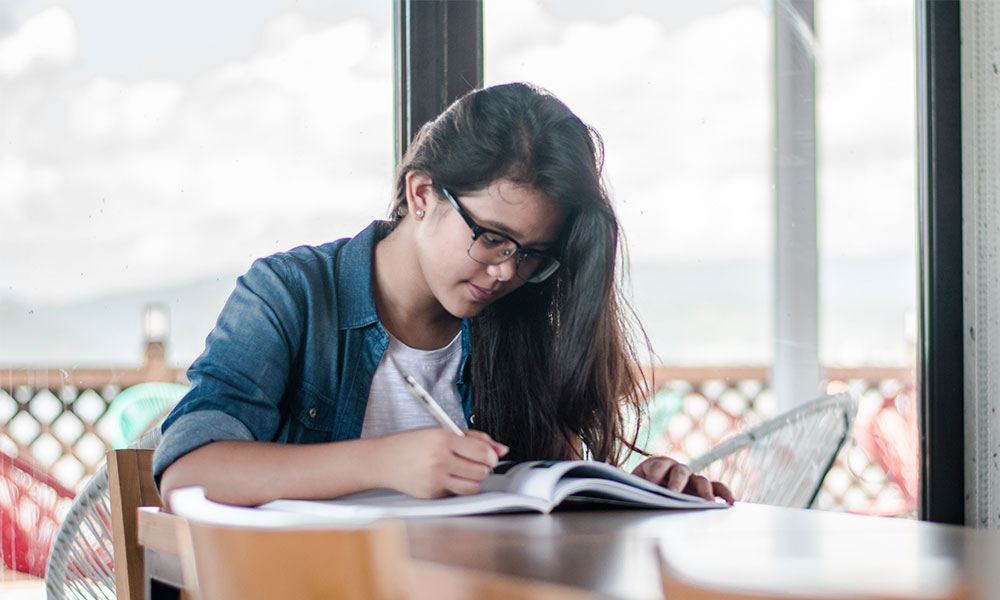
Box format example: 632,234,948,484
0,0,917,365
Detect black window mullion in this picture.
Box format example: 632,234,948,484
393,0,483,164
916,0,964,525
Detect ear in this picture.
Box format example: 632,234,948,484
404,171,437,219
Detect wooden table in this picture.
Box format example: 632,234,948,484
139,502,992,599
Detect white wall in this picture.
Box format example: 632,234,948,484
962,0,1000,529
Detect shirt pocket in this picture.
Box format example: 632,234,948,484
284,383,339,444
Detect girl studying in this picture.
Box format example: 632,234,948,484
155,82,735,507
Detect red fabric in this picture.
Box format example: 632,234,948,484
0,451,75,577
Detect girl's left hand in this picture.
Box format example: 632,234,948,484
631,456,736,504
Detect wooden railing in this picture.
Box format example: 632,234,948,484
1,346,916,516
0,341,187,488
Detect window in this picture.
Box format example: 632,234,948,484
0,1,394,367
486,0,917,515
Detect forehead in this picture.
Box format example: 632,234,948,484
458,180,566,247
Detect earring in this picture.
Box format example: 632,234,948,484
415,210,424,218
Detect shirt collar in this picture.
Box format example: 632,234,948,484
335,220,472,363
336,220,392,329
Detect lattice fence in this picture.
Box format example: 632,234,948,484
1,366,917,516
1,384,121,492
0,351,187,493
640,366,917,517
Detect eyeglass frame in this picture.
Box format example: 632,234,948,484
437,186,561,283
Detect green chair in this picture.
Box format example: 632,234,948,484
104,382,189,449
624,388,685,471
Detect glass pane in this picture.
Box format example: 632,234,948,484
487,0,771,367
815,0,917,516
485,0,916,516
1,1,393,367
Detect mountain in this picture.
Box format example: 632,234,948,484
0,255,916,369
0,275,238,368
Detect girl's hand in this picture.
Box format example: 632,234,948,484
375,428,509,499
631,456,736,504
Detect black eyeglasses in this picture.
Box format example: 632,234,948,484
439,187,560,283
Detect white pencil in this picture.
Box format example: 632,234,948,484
401,374,466,437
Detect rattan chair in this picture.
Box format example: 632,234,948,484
45,428,163,599
0,450,75,577
45,381,186,599
688,391,858,508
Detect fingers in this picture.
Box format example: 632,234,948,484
664,462,693,492
446,448,494,483
632,457,685,490
464,429,510,458
682,474,712,500
439,431,506,496
452,433,502,468
633,456,736,504
712,481,736,505
443,473,485,496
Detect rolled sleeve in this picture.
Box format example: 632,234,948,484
152,410,255,481
160,254,305,442
152,229,368,482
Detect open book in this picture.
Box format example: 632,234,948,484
259,460,727,519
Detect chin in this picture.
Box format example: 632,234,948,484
446,303,488,320
441,294,492,319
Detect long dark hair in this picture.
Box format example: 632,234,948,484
390,83,650,465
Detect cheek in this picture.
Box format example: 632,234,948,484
417,229,476,282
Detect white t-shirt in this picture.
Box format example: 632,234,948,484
360,331,465,438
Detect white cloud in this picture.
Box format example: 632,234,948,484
817,0,916,257
487,0,915,262
0,1,916,305
1,10,393,303
487,2,772,261
0,7,78,78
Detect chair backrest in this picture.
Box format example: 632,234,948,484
178,518,411,600
688,392,858,508
178,519,608,600
45,426,163,600
107,446,161,600
169,485,606,600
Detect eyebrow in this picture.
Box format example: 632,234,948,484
478,218,554,252
444,186,555,251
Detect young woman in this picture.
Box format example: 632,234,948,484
156,82,734,506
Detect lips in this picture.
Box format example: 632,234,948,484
467,282,499,302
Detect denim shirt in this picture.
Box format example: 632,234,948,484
152,220,474,480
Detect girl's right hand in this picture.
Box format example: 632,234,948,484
374,428,509,498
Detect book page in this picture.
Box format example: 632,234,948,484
258,461,725,519
261,488,551,518
483,460,723,509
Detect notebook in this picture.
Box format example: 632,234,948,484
259,460,728,519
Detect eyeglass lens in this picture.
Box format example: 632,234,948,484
468,235,555,282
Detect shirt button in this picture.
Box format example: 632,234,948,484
308,407,317,419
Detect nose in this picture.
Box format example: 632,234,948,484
486,257,517,282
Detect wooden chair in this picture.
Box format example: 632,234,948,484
168,486,608,600
45,429,168,600
107,446,165,599
177,517,411,600
175,518,607,600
